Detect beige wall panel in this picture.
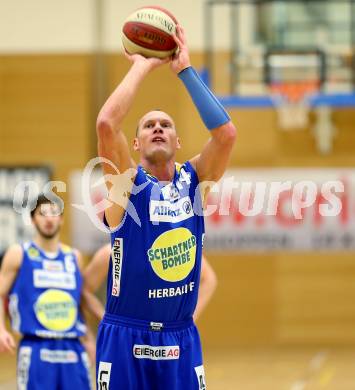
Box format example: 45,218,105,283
276,254,355,345
198,255,276,348
0,54,93,243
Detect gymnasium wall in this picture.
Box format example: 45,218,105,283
1,50,355,348
0,0,236,53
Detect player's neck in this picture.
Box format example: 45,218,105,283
140,159,175,182
34,236,60,253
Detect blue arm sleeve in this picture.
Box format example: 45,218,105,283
178,66,230,130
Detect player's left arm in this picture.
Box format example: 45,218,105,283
171,25,236,183
193,255,218,322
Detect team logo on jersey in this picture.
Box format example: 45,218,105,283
98,361,112,390
133,345,180,360
27,247,40,260
149,196,193,223
111,238,123,297
34,289,77,332
147,228,196,282
161,183,180,203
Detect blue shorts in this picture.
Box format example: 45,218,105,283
96,313,206,390
17,336,92,390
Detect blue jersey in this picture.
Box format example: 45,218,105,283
106,161,205,322
9,241,86,338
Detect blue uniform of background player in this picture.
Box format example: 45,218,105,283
0,196,94,389
96,24,236,389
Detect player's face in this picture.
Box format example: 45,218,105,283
133,111,181,162
32,203,63,239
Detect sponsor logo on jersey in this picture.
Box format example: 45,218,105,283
43,260,64,272
111,238,123,297
98,361,112,390
17,346,32,390
150,196,193,223
148,281,195,299
34,329,78,338
147,228,196,282
33,270,76,290
133,345,180,360
40,349,78,363
195,365,207,389
34,289,77,332
8,293,21,332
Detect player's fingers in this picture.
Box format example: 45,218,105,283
172,35,182,48
176,24,186,43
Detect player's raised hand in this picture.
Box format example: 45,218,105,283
170,24,191,74
0,329,16,354
124,50,170,72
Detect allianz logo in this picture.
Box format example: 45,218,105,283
153,200,192,216
150,197,193,223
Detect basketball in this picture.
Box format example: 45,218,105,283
122,6,178,59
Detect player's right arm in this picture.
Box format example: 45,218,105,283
96,54,169,228
0,245,23,354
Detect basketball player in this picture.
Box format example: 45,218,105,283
84,244,217,321
0,194,96,389
96,24,236,389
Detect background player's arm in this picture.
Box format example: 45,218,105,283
82,244,111,322
0,245,22,354
194,255,218,322
97,54,169,228
171,25,236,183
75,249,104,322
83,244,111,295
75,249,103,364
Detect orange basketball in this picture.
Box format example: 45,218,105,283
122,6,178,59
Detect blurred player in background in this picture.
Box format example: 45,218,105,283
84,244,217,321
95,23,236,389
0,194,100,389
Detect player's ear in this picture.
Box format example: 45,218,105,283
133,137,140,151
176,137,181,150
